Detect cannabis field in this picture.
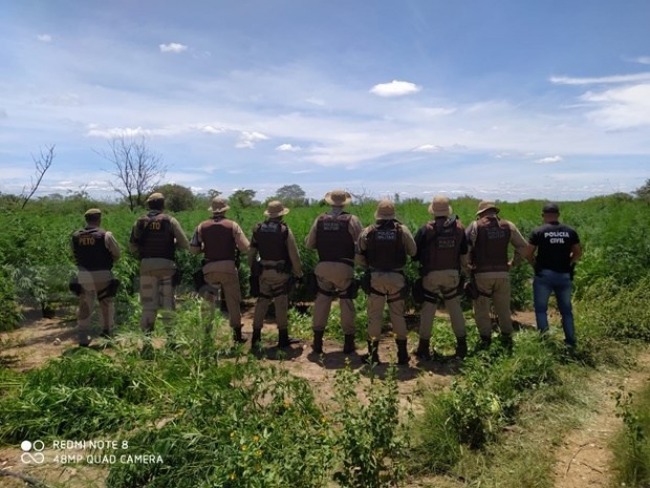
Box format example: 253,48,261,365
1,194,650,488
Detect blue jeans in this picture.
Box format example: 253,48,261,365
533,269,576,346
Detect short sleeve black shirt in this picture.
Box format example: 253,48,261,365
528,222,580,273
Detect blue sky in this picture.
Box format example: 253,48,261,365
1,0,649,202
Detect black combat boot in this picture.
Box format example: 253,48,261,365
312,330,324,354
278,329,299,348
343,334,356,354
232,326,247,344
500,333,513,352
477,334,492,351
251,328,262,351
362,340,381,365
415,338,432,361
396,339,409,365
454,336,468,359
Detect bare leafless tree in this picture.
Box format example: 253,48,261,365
20,144,55,209
97,136,166,211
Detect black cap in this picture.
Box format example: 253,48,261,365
542,202,560,214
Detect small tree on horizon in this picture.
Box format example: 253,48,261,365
633,178,650,202
97,135,167,211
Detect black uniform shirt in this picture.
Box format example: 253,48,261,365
528,222,580,273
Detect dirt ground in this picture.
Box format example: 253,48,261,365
2,306,648,488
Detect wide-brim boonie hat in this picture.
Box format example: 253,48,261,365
428,195,453,217
476,200,500,216
324,189,352,207
147,192,165,203
264,200,290,218
374,199,396,220
208,196,230,213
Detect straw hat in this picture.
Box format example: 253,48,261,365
146,192,165,203
374,199,396,220
324,189,352,207
428,195,452,217
476,200,500,216
207,196,230,214
264,200,290,218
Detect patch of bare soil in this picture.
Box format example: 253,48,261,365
0,308,80,371
552,351,650,488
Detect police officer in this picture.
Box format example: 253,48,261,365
465,201,527,349
190,196,250,344
526,203,582,347
358,199,417,365
129,193,189,344
71,208,121,346
414,196,470,360
305,190,363,354
248,201,303,349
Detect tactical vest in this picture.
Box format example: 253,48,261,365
365,220,406,270
472,217,511,273
315,213,355,263
253,220,289,261
135,214,175,260
72,228,113,271
200,218,236,262
421,218,464,272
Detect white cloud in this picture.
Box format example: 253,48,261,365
633,57,650,65
236,131,268,148
276,143,301,152
536,156,563,164
305,97,326,106
550,73,650,85
580,83,650,129
370,80,421,97
412,144,443,153
87,126,152,138
159,42,188,53
201,125,224,134
37,34,52,42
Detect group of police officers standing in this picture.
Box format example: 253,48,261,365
70,190,581,364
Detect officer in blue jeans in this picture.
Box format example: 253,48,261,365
525,203,582,347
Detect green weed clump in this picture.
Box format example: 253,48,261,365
332,365,410,488
0,349,154,442
106,362,335,488
412,332,559,473
611,385,650,487
0,266,21,331
577,275,650,342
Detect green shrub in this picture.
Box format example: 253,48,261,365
0,266,21,331
611,386,650,487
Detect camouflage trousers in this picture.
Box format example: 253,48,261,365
139,269,175,334
252,270,291,331
473,274,513,337
367,271,408,341
418,270,466,340
202,270,242,332
78,278,114,345
312,262,355,335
